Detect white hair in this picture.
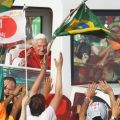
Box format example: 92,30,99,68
32,33,47,44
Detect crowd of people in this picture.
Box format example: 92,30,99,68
0,33,120,120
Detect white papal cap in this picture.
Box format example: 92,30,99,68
33,33,46,40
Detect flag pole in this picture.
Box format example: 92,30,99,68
23,4,29,96
47,0,88,54
59,0,88,27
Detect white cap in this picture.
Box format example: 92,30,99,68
86,102,108,120
33,33,46,41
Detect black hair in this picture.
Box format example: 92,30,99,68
104,62,120,81
93,116,103,120
3,76,16,86
76,42,91,59
29,94,46,116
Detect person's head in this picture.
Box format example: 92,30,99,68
111,25,120,37
102,62,120,81
76,42,91,63
29,94,46,116
4,77,16,97
86,102,108,120
32,33,48,56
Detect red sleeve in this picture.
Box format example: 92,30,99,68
18,50,25,58
47,54,51,70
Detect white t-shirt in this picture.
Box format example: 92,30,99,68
27,105,57,120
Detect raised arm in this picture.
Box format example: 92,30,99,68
110,97,120,120
19,95,30,120
50,52,63,111
4,86,22,108
43,76,53,97
30,55,47,97
8,86,26,120
79,83,97,120
99,81,115,108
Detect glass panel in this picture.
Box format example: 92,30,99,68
72,11,120,85
26,16,42,40
32,17,42,37
0,66,50,87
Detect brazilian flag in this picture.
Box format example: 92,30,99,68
52,3,110,40
0,0,15,13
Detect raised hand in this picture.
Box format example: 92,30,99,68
43,76,53,97
22,95,30,107
99,80,113,95
54,52,63,70
85,82,97,99
13,86,22,96
40,54,48,69
111,97,120,119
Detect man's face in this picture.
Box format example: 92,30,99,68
4,80,16,97
34,39,48,56
82,53,89,63
102,67,114,81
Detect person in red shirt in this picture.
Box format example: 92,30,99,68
18,33,51,69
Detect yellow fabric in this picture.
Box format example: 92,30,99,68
0,102,6,120
67,28,109,35
8,116,14,120
66,19,95,31
1,0,13,7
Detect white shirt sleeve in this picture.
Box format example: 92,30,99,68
40,106,57,120
26,105,57,120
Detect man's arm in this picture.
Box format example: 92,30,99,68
8,86,26,120
110,97,120,120
30,55,47,97
99,81,115,108
43,77,53,97
50,53,63,111
4,86,22,108
19,95,30,120
79,83,97,120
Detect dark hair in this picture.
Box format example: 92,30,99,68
104,62,120,81
76,42,91,59
3,77,16,86
93,116,103,120
29,94,46,116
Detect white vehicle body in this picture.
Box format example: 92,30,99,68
12,0,120,106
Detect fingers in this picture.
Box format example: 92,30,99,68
60,52,63,61
44,77,52,87
54,58,57,66
116,97,120,106
43,54,47,63
4,80,10,88
54,52,63,68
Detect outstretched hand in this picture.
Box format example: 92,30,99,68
13,86,22,96
99,81,113,95
43,76,53,97
22,95,30,107
111,97,120,119
40,54,48,69
85,82,97,99
54,52,63,70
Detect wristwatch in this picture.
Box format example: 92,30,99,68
111,116,117,120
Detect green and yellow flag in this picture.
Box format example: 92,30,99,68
0,0,15,13
52,3,110,39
